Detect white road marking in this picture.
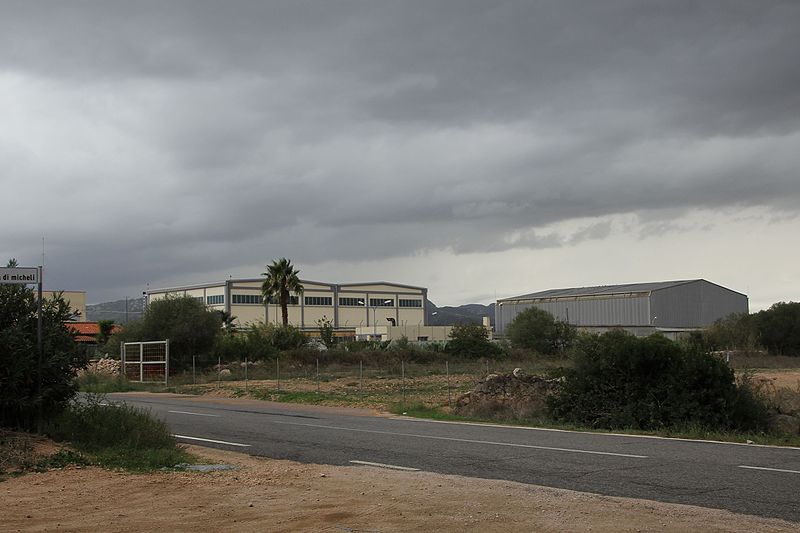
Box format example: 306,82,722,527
269,420,648,458
350,460,420,471
739,465,800,475
396,417,800,451
168,410,220,417
173,435,251,447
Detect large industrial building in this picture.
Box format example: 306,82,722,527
495,279,748,338
146,278,430,340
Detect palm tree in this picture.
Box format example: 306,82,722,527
215,310,237,334
261,258,304,326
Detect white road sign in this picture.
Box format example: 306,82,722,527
0,267,40,284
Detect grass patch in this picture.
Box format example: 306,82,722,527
245,389,345,405
78,372,165,393
388,404,800,447
44,395,195,471
35,449,91,470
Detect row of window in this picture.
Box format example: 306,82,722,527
305,296,333,306
232,294,262,305
208,295,422,308
340,298,422,308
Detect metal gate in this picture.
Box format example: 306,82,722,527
121,340,169,384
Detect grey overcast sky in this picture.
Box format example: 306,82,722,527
2,1,799,310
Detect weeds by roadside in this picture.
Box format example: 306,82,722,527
44,395,195,471
77,372,144,393
0,432,91,480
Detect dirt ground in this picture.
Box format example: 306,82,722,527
1,444,798,533
753,370,800,391
165,370,800,421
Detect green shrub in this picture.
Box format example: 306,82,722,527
77,372,141,393
0,260,89,430
506,308,576,355
446,324,505,359
107,295,222,371
754,302,800,355
548,330,770,431
45,395,191,470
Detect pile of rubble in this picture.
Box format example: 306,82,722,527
454,368,562,421
85,358,121,375
770,388,800,435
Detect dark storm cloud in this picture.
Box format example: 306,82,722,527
1,1,799,300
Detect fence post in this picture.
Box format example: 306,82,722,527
276,356,280,393
316,358,320,394
192,355,196,385
446,360,452,409
218,356,221,389
401,360,406,406
245,355,248,394
165,339,169,387
359,359,363,394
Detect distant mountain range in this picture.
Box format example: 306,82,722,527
87,297,494,326
426,301,495,326
86,298,145,323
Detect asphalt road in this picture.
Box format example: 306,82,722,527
107,392,800,523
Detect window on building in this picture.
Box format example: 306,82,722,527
206,295,224,305
399,299,422,308
266,295,299,305
304,296,333,306
192,297,203,303
339,297,365,307
417,336,429,342
369,298,394,307
232,294,263,305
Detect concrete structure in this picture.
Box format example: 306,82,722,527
495,279,748,339
355,324,453,342
146,278,428,333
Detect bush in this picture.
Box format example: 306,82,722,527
45,395,191,470
108,296,222,371
0,262,88,429
446,324,505,359
703,312,758,352
506,307,576,355
548,330,770,431
754,302,800,356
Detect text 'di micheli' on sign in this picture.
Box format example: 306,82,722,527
0,267,40,285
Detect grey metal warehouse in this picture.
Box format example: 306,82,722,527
495,279,748,339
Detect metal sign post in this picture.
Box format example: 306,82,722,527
37,267,42,357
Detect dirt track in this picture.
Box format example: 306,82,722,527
2,444,798,532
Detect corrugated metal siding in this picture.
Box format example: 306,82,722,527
495,295,650,334
501,280,696,301
650,280,748,328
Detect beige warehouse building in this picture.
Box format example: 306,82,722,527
146,278,429,339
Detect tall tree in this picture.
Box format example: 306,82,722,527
261,258,304,326
107,295,223,370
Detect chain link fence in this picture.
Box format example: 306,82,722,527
164,356,566,410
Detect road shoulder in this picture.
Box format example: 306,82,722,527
1,443,797,532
